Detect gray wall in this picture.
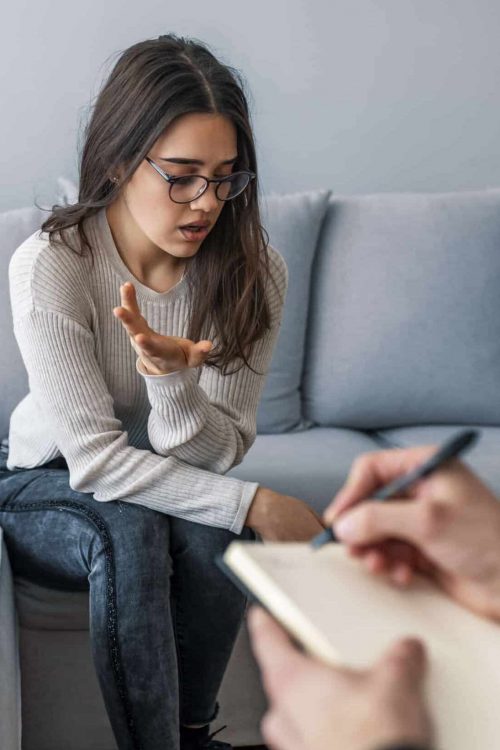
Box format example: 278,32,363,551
2,0,500,212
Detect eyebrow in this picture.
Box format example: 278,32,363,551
159,156,238,166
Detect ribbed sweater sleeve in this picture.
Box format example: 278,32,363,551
135,251,288,473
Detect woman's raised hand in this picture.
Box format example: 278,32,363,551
113,282,213,375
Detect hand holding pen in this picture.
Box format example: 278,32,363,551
311,430,478,550
307,430,500,620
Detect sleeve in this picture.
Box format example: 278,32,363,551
11,307,260,533
135,247,289,473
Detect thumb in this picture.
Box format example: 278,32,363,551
186,340,213,367
333,499,424,549
248,606,305,700
375,637,427,689
198,340,213,352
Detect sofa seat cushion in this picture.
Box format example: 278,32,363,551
227,426,382,515
376,424,500,496
14,576,89,631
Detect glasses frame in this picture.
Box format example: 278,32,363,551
144,156,256,204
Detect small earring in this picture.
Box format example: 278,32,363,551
111,176,118,183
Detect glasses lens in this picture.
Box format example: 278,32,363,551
170,175,208,203
170,173,251,203
217,173,251,201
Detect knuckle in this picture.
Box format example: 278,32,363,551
418,499,450,541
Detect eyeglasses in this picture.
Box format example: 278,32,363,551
145,157,256,204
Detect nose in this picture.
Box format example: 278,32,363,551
189,181,220,212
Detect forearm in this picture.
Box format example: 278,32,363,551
138,360,257,472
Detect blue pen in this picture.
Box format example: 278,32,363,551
310,429,480,550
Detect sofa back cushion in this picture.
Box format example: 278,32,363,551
302,188,500,428
257,189,331,432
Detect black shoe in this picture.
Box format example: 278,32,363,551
179,722,232,749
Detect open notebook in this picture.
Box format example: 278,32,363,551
217,541,500,750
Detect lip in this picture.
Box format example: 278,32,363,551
179,221,210,229
179,225,210,242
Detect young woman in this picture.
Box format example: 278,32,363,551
0,34,324,750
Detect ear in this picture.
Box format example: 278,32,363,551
107,164,126,185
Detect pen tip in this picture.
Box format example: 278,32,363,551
310,527,334,549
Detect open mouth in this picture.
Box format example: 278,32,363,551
179,225,210,240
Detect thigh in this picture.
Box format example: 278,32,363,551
0,455,172,590
168,514,255,602
169,514,255,560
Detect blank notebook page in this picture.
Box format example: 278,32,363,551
223,542,500,750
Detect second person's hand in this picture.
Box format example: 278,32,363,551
248,605,433,750
322,445,500,622
113,281,213,374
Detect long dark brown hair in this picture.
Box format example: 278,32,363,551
39,33,281,376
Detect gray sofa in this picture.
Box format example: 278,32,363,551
2,184,500,749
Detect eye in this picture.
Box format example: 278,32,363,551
175,175,199,185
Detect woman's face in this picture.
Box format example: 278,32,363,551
114,112,238,258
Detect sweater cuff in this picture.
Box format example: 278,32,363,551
136,357,194,386
230,481,260,535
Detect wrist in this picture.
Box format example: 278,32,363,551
138,357,183,376
245,487,275,532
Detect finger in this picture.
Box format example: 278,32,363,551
376,636,427,689
323,445,438,525
362,552,414,585
247,607,304,701
179,342,212,370
390,561,414,586
333,499,425,550
346,543,367,557
113,305,147,338
261,710,299,750
120,282,142,316
134,333,155,351
367,539,420,569
360,548,387,575
198,340,213,353
187,341,214,367
113,307,139,337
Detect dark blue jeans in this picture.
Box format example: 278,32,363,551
0,447,254,750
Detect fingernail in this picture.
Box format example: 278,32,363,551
334,515,356,540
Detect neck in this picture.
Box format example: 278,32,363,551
105,200,185,283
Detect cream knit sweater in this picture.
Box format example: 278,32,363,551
7,207,288,534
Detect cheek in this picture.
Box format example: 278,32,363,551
125,176,182,229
